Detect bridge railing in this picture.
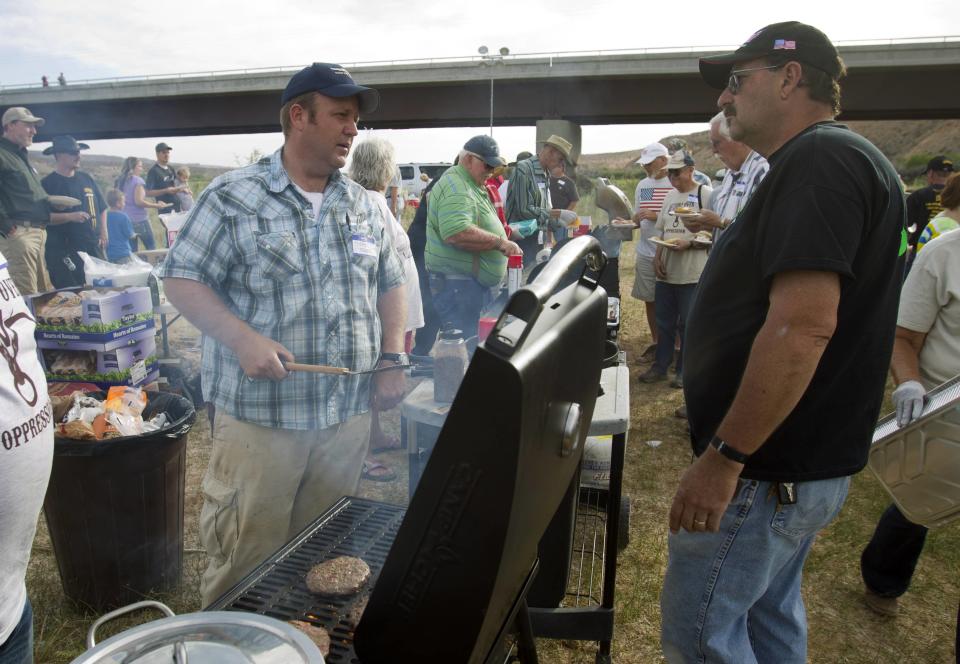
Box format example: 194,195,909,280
3,35,958,92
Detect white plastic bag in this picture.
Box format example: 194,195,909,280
78,251,153,287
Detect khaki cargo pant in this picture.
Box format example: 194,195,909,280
199,410,371,607
0,227,51,296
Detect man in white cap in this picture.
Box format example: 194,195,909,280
505,134,571,271
0,107,53,296
630,142,671,359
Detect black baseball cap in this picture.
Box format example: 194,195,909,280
699,21,842,90
281,62,379,113
155,142,172,152
463,135,506,167
926,156,955,173
42,135,90,155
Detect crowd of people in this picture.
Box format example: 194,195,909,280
1,19,958,664
0,117,195,295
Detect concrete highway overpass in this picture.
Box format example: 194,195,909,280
2,39,959,143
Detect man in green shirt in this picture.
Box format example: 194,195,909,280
0,107,54,296
426,135,521,338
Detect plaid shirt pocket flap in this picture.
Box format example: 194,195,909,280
254,230,303,280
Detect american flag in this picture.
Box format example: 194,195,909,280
637,186,670,211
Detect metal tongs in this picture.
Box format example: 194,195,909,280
283,362,403,376
284,354,433,376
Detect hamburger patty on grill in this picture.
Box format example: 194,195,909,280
289,620,330,655
305,556,371,596
345,595,369,627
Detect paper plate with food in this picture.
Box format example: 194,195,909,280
692,231,713,246
669,205,699,218
649,237,681,248
48,195,81,209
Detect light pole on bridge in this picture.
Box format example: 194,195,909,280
478,46,509,136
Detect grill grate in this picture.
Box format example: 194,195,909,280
207,496,406,663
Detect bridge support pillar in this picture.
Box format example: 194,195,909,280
536,119,581,173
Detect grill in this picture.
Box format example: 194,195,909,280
207,497,405,663
208,237,614,663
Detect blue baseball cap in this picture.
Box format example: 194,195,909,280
463,135,506,167
281,62,380,113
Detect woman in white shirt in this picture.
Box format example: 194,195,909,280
348,137,423,482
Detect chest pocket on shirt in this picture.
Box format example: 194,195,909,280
255,230,303,281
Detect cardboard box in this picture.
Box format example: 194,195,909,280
40,328,159,389
46,382,101,398
28,287,155,345
159,211,188,247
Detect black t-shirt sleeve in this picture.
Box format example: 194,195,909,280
144,166,162,191
758,184,863,282
92,180,107,217
566,176,580,202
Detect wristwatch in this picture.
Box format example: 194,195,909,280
710,435,750,464
379,352,410,366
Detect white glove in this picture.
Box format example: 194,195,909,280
892,380,925,428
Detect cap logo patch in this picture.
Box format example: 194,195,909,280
330,66,350,76
773,39,796,50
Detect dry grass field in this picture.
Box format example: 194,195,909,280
24,228,959,662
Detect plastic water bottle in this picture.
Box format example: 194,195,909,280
433,328,468,403
507,254,523,295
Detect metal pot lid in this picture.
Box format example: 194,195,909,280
72,610,325,664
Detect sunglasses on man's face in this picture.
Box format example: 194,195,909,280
473,155,494,172
726,64,784,94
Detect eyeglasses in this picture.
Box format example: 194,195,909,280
727,64,784,93
470,153,494,172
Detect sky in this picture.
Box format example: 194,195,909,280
2,0,958,167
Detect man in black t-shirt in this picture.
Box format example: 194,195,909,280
40,135,107,287
145,141,184,212
905,155,953,255
659,22,906,664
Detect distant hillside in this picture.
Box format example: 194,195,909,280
579,119,960,181
27,151,230,194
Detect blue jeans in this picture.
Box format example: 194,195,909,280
653,282,697,377
860,503,928,597
130,220,156,251
661,475,850,664
0,597,32,664
428,272,492,340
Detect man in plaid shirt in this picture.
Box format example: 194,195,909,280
160,63,407,605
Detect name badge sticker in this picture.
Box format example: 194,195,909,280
351,233,378,257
